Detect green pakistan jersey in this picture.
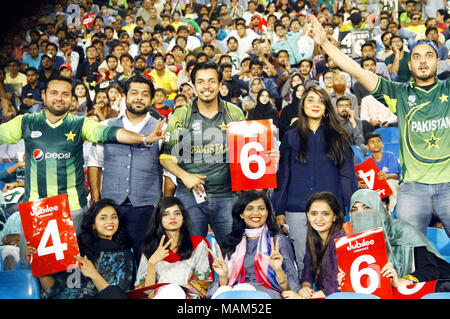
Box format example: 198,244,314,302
371,76,450,184
0,111,119,210
161,98,245,196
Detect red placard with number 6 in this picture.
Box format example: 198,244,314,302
19,194,80,277
335,227,393,299
227,119,277,191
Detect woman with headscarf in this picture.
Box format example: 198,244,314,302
246,89,280,128
344,189,450,292
241,77,265,112
279,83,306,140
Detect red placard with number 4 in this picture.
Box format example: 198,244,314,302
19,194,80,277
227,119,277,191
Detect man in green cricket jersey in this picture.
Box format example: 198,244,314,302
159,62,245,245
308,15,450,237
0,76,165,266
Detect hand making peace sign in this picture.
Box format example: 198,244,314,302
269,236,284,272
208,243,229,280
148,235,173,266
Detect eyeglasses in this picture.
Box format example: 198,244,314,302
412,17,420,21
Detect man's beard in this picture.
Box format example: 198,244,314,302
333,83,347,95
127,103,150,115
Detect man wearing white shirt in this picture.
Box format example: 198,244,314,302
87,75,164,263
166,25,201,52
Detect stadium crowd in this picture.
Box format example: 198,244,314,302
0,0,449,299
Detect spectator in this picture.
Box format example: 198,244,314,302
73,81,94,116
344,189,450,292
362,132,401,214
153,88,172,119
20,67,44,114
135,196,213,299
22,42,43,70
149,53,178,99
309,14,450,237
272,84,358,275
329,70,359,118
207,190,300,299
25,198,135,299
282,191,345,299
246,89,280,128
279,83,306,139
4,60,27,100
159,62,245,245
335,96,367,156
241,77,265,112
90,89,119,122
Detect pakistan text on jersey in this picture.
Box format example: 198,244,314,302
410,116,450,133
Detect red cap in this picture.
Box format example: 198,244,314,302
59,63,72,71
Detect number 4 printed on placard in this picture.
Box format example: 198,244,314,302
358,169,375,189
37,219,68,261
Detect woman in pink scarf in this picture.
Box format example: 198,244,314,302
206,190,300,299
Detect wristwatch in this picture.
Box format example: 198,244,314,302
142,134,152,147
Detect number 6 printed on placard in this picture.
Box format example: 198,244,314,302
240,142,266,180
350,254,380,294
37,219,68,261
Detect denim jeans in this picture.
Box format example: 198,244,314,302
116,204,154,264
176,192,237,246
285,211,308,277
396,182,450,237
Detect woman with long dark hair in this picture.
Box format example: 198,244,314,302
73,81,94,115
135,196,213,299
26,198,135,299
206,190,300,299
282,192,345,299
272,84,358,276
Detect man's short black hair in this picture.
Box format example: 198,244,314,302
45,75,74,91
124,74,155,100
190,61,223,84
25,67,38,74
360,56,377,67
365,132,382,144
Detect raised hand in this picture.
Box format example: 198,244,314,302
146,118,167,143
148,235,172,266
269,236,283,272
307,14,329,46
208,243,228,282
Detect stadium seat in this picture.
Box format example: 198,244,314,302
374,127,399,144
382,143,400,160
0,268,40,299
326,292,380,299
421,292,450,299
352,145,366,164
0,256,3,271
426,227,450,263
214,290,272,299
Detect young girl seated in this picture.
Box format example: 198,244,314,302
134,196,213,299
282,191,345,299
26,198,135,299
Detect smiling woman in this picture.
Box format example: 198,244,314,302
272,84,358,276
206,190,300,299
25,198,135,299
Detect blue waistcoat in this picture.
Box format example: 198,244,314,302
101,115,162,207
